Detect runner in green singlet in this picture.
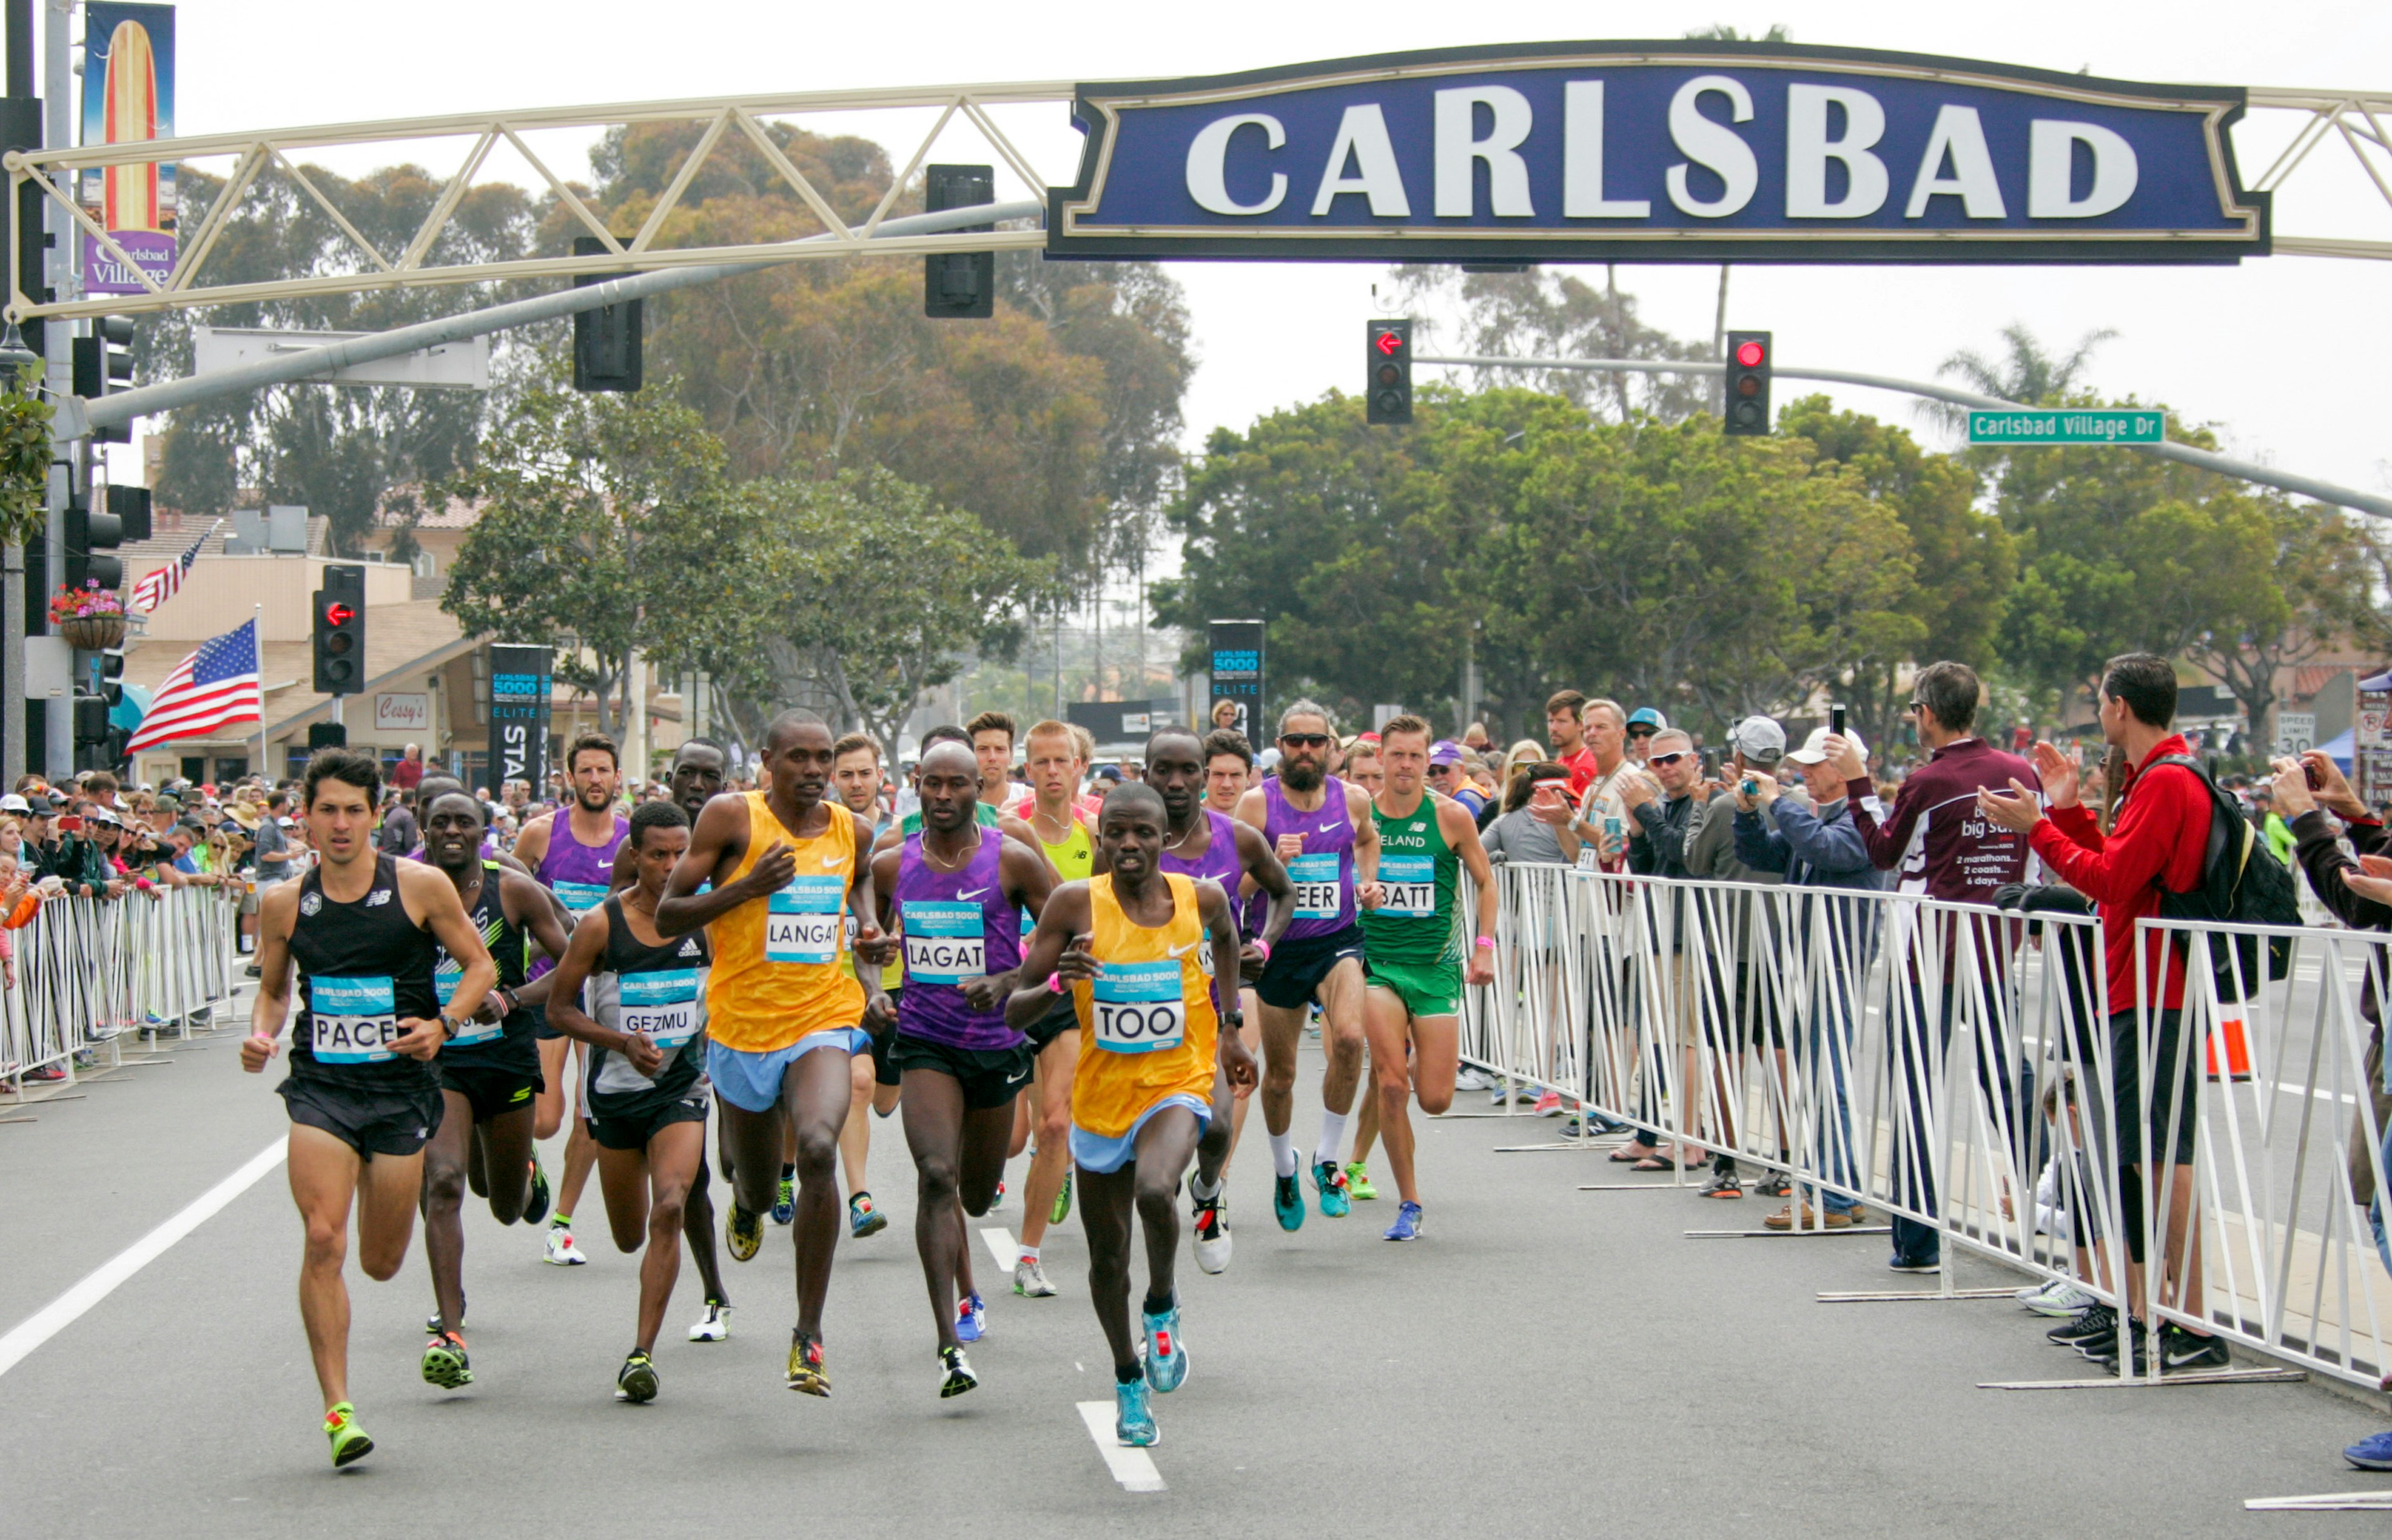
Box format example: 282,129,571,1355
1007,719,1095,1297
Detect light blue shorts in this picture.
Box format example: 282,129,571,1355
707,1028,870,1114
1069,1094,1212,1176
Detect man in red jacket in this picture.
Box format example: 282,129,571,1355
1978,652,2228,1372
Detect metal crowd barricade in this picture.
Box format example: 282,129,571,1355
0,887,241,1092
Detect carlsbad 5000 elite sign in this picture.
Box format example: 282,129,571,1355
1046,40,2267,265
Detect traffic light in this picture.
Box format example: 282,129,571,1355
924,164,995,319
62,493,123,591
107,484,153,544
71,691,108,746
571,235,643,393
96,644,125,710
1366,318,1413,425
311,564,366,696
1723,330,1772,436
72,316,135,443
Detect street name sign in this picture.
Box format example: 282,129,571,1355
1967,410,2165,445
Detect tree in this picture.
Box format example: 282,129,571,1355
1388,265,1709,422
1927,321,2117,431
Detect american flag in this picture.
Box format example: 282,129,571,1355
125,618,263,752
128,519,222,613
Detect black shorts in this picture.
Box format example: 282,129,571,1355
279,1075,445,1160
2110,1008,2202,1168
527,1003,562,1042
1256,924,1366,1011
437,1059,543,1124
1025,992,1080,1052
586,1080,712,1152
888,1033,1036,1111
870,990,904,1087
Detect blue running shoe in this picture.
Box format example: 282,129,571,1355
956,1291,987,1344
1383,1200,1423,1241
2345,1429,2392,1470
1141,1298,1188,1394
771,1175,794,1226
1273,1166,1306,1232
1115,1376,1158,1447
1312,1159,1351,1219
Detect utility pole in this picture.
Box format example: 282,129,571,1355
1,0,31,790
39,0,65,778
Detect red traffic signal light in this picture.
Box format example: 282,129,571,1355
1723,329,1772,437
323,602,355,628
1366,318,1413,425
1735,338,1766,368
1374,327,1405,356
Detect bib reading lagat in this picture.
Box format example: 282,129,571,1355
1378,853,1436,917
1286,853,1342,922
902,900,985,986
311,975,401,1064
1091,959,1186,1055
432,962,503,1044
620,968,701,1049
551,880,607,914
766,874,845,965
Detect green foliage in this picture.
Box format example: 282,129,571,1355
0,368,54,549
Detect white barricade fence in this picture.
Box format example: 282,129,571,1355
0,887,241,1085
1463,863,2391,1388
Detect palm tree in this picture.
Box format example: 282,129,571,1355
1922,322,2117,432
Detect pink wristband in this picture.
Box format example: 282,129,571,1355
1473,935,1495,950
1252,938,1272,963
1048,973,1065,994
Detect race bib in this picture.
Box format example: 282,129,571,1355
1379,854,1436,917
552,879,607,914
766,874,844,964
903,900,986,986
310,975,401,1064
432,961,503,1045
620,968,702,1049
1091,959,1186,1055
1287,853,1342,922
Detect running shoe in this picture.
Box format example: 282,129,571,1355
521,1156,552,1226
1273,1166,1306,1232
2158,1322,2231,1371
726,1202,762,1262
2024,1281,2101,1318
939,1344,979,1399
2344,1429,2392,1470
1383,1200,1423,1242
424,1292,463,1335
849,1191,887,1239
1753,1170,1793,1198
772,1175,795,1226
2015,1278,2059,1304
615,1349,658,1404
543,1224,587,1267
1453,1065,1490,1092
990,1179,1005,1211
1344,1162,1378,1201
956,1291,987,1344
2047,1305,2120,1349
2081,1321,2151,1372
1887,1254,1939,1275
1697,1166,1744,1199
323,1401,373,1468
1115,1376,1158,1447
1312,1159,1351,1219
688,1300,732,1342
1051,1169,1075,1225
1192,1193,1233,1274
1141,1298,1189,1394
419,1331,473,1389
787,1330,830,1397
1532,1089,1564,1117
1013,1257,1056,1297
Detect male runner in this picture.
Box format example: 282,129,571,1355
516,732,630,1266
1361,717,1499,1240
1008,782,1253,1447
609,737,738,1341
1146,727,1293,1273
1203,729,1255,817
870,742,1053,1393
832,731,902,1240
1235,700,1382,1230
546,801,714,1402
967,710,1027,816
242,748,495,1467
1009,719,1096,1295
417,790,573,1387
658,709,887,1396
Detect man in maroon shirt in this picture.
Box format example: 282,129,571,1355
1978,652,2226,1371
1825,661,2038,1274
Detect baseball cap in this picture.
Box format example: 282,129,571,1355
1428,739,1464,767
1786,725,1866,766
87,806,122,827
1626,707,1669,733
22,795,52,816
0,794,27,813
1728,717,1787,765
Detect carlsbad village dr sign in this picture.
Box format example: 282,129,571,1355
1045,40,2269,265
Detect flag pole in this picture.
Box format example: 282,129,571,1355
252,603,264,779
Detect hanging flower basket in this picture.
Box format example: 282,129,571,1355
60,612,125,650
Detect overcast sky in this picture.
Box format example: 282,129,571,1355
135,0,2392,499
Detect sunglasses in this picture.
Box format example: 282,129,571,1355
1279,733,1331,749
1646,751,1689,768
1626,727,1656,739
1903,700,1925,714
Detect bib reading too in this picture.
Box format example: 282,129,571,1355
311,975,401,1064
1091,959,1187,1056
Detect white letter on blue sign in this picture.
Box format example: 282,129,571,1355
1311,103,1413,218
1186,113,1288,216
1904,105,2008,219
2028,120,2138,218
1666,75,1757,219
1563,81,1650,218
1434,86,1536,218
1785,84,1887,219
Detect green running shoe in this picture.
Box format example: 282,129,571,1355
1051,1168,1074,1226
726,1201,763,1262
323,1401,374,1468
771,1175,795,1226
1345,1162,1378,1201
419,1331,473,1390
615,1349,659,1404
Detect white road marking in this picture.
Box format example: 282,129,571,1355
0,1136,285,1379
980,1227,1021,1270
1077,1399,1165,1491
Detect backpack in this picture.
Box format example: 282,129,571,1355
2146,755,2300,1003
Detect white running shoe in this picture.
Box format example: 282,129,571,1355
688,1301,732,1341
1192,1199,1233,1275
2024,1281,2101,1318
543,1226,587,1266
1013,1257,1056,1298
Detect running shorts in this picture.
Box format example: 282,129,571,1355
869,989,904,1087
1024,991,1080,1051
706,1027,870,1113
279,1075,444,1160
887,1033,1036,1111
587,1080,712,1152
528,1003,562,1042
1364,956,1462,1021
436,1060,543,1125
1068,1094,1210,1175
1256,924,1365,1010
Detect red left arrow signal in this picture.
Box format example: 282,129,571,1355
1374,329,1404,356
324,603,356,626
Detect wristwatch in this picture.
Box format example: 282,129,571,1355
496,985,521,1016
436,1013,464,1041
1220,1007,1245,1029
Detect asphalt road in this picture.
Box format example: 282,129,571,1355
2,1008,2388,1536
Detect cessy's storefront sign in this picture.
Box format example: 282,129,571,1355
1048,41,2267,263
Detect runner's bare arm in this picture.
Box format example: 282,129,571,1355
868,844,901,934
1004,881,1092,1030
997,811,1042,853
1443,799,1500,986
511,811,552,871
655,794,780,935
498,869,574,1009
847,808,893,976
1000,834,1056,920
1231,820,1295,955
1198,879,1256,1088
402,862,497,1057
241,882,300,1071
1350,782,1385,905
540,902,658,1074
607,838,638,893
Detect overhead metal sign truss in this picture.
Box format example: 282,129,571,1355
0,46,2385,331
